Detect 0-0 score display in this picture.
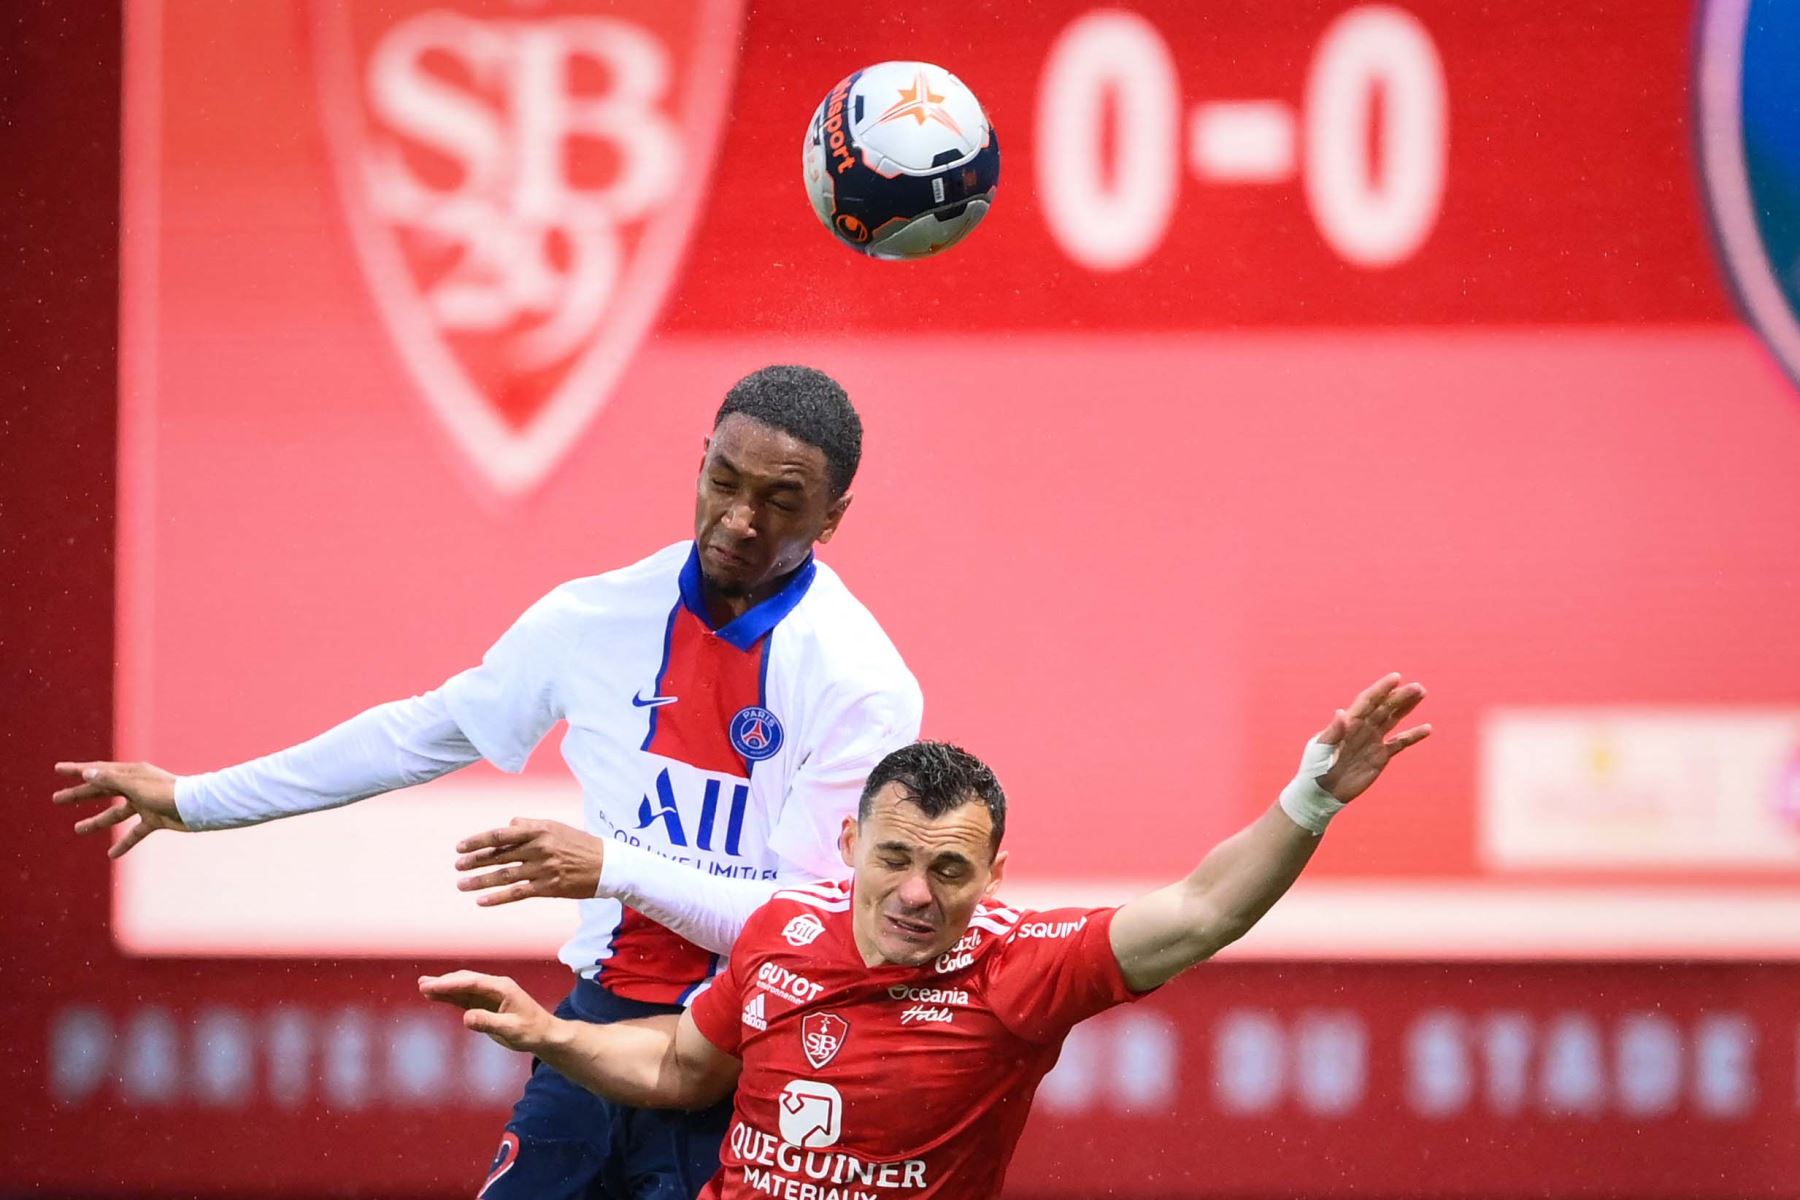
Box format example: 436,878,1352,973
1037,5,1448,271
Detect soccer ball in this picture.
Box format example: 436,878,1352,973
802,61,1000,260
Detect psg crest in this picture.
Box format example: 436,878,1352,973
730,706,784,762
310,0,746,493
1697,0,1800,394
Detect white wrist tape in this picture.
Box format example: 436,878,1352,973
1277,736,1346,836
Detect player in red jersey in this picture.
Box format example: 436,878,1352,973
423,674,1429,1200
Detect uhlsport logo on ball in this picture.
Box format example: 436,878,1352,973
803,61,1001,260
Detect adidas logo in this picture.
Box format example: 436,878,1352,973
742,990,768,1032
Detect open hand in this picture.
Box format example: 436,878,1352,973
455,818,604,906
52,761,188,857
419,971,554,1052
1314,673,1431,803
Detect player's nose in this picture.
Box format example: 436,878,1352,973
895,870,933,910
719,501,756,537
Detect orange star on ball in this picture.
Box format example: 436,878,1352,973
872,69,965,137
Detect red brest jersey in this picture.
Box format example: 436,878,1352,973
688,879,1147,1200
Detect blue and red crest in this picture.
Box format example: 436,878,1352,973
729,706,784,761
1697,0,1800,393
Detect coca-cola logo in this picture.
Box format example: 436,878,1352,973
312,1,745,493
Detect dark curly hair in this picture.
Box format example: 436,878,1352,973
858,741,1007,853
713,365,862,498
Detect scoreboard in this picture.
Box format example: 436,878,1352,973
111,0,1800,962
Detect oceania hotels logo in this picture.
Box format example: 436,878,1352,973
887,984,969,1004
309,0,747,493
1697,0,1800,395
889,984,967,1025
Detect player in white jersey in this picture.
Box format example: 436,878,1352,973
53,365,923,1200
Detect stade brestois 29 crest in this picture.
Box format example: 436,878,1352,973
311,0,745,493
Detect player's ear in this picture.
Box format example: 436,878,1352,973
816,491,853,545
838,817,858,869
982,849,1008,898
697,435,713,478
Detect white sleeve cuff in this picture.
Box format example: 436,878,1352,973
598,839,786,955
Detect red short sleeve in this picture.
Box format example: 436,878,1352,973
687,951,747,1055
984,907,1143,1043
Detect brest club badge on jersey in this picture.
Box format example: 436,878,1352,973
1698,0,1800,394
310,1,747,493
730,706,785,762
801,1012,849,1070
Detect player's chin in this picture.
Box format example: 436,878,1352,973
697,562,755,598
877,941,939,967
699,538,770,589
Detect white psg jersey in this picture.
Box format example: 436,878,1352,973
439,542,921,1002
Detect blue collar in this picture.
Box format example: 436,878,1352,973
678,543,817,651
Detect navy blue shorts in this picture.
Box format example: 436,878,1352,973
477,978,730,1200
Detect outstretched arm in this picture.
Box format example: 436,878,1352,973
420,971,740,1110
53,691,479,856
55,586,574,856
1108,674,1430,991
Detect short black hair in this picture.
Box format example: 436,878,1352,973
713,365,862,498
858,741,1007,853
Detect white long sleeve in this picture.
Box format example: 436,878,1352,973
173,691,481,830
597,839,826,955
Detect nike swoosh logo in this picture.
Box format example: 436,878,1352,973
633,691,679,709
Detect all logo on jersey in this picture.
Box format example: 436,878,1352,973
637,768,750,856
782,913,827,947
1698,0,1800,395
801,1012,849,1070
729,706,785,762
310,0,747,493
776,1079,843,1149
